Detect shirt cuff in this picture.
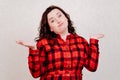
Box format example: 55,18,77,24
90,38,99,44
29,48,38,55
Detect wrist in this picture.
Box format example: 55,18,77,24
30,45,37,50
90,37,98,39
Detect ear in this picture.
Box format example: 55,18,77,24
49,26,53,31
50,28,53,32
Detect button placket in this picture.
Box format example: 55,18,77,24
65,38,72,69
68,64,71,69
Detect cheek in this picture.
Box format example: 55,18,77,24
62,15,68,21
52,23,57,27
64,19,68,27
63,17,68,25
49,23,57,31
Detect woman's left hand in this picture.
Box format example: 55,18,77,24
90,34,104,39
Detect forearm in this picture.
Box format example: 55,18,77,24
28,48,41,78
28,44,48,78
84,38,99,72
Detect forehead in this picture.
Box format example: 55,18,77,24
47,9,63,18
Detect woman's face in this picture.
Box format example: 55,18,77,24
47,9,68,35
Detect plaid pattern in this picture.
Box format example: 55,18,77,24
28,33,99,80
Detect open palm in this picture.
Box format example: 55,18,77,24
16,40,36,49
90,34,104,39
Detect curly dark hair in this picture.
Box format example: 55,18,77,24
35,5,76,41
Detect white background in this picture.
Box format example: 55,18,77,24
0,0,120,80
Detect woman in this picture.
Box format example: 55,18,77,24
16,5,104,80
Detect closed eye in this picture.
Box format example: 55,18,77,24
51,19,55,23
58,14,62,18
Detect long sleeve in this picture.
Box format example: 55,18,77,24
84,38,99,72
28,42,47,78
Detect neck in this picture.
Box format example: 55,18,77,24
59,31,70,41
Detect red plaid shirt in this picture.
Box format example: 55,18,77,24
28,33,99,80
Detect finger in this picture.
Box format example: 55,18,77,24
90,34,104,39
16,40,25,45
97,34,104,39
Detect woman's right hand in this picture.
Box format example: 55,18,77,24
16,40,36,50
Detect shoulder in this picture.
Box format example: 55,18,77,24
36,38,49,48
72,33,88,43
73,33,86,39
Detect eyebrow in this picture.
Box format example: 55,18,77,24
48,12,61,21
56,12,61,15
48,17,54,21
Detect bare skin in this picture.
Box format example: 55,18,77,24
16,34,104,49
16,9,104,49
16,40,37,49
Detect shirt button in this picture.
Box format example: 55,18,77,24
68,64,71,68
66,47,69,50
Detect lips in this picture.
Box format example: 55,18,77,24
58,22,63,27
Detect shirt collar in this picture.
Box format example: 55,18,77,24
56,33,75,39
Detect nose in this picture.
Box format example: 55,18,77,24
56,18,61,24
57,21,61,24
